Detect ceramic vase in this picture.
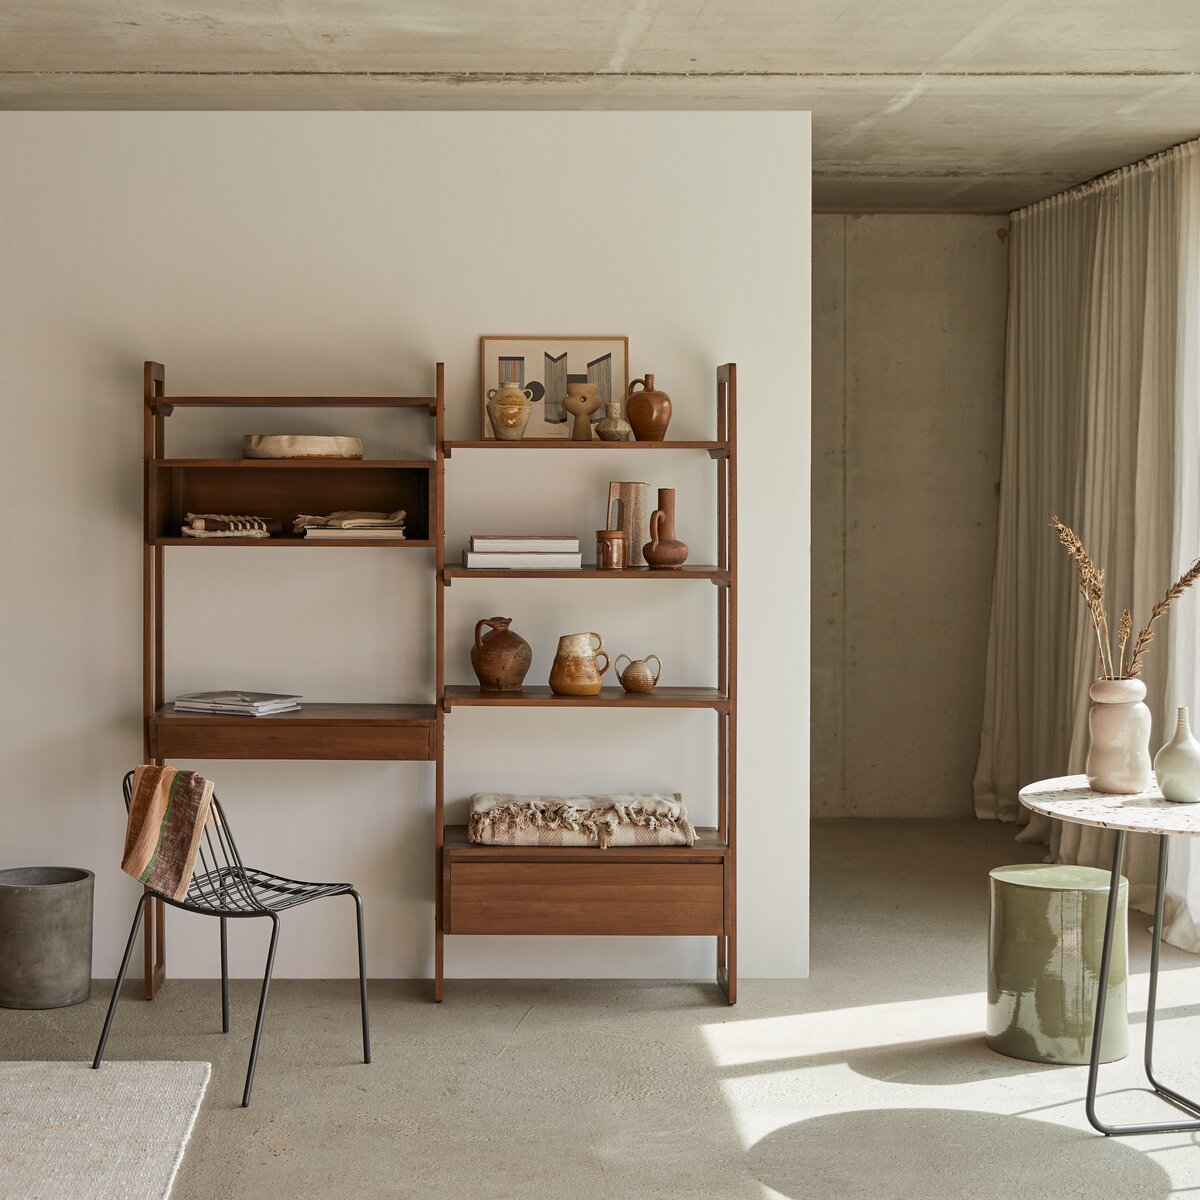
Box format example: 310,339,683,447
607,481,650,569
625,374,672,441
1086,677,1153,794
596,402,632,442
615,654,662,694
643,487,688,569
486,381,534,441
1154,706,1200,803
564,382,602,441
470,617,532,691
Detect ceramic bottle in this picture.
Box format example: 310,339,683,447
1086,677,1153,794
470,617,532,692
1154,706,1200,803
643,487,688,569
625,374,672,441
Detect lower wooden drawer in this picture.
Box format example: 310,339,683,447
445,861,725,935
151,720,433,761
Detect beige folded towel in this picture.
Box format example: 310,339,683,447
292,509,406,533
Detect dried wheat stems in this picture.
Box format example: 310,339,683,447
1051,516,1200,680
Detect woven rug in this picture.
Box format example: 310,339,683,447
0,1061,210,1200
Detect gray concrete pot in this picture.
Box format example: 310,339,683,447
0,867,94,1009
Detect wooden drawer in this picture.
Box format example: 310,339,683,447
445,861,725,935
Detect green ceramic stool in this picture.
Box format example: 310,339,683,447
987,863,1128,1065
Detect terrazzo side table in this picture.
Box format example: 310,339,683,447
1020,774,1200,1136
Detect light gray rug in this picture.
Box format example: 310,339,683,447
0,1061,210,1200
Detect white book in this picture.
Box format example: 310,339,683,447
175,690,302,707
463,551,583,570
470,535,580,554
304,528,407,540
173,703,302,717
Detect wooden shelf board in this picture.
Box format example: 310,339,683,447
444,439,726,457
442,685,727,710
153,458,433,469
150,396,437,414
443,564,727,583
154,537,432,548
443,825,728,862
154,703,434,725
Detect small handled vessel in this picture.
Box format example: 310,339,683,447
549,631,610,697
615,654,662,694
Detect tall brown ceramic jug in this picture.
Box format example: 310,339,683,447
625,374,672,441
644,488,688,569
471,617,532,691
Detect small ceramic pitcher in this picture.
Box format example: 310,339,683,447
549,632,610,697
615,654,661,694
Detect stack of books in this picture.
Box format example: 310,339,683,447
172,690,303,717
463,535,582,570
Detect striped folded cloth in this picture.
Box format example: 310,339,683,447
468,793,697,849
292,509,406,533
182,513,281,538
121,765,215,901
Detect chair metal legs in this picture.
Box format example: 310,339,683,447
220,917,230,1034
242,913,280,1108
92,892,150,1070
350,889,371,1064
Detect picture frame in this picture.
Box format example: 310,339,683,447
480,335,630,439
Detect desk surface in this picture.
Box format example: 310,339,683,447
1020,774,1200,837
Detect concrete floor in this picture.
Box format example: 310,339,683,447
5,819,1200,1199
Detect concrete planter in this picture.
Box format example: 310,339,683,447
0,867,94,1009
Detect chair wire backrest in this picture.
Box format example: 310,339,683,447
121,768,265,913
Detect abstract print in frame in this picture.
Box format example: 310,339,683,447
480,336,630,438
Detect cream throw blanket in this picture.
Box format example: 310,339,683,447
468,793,696,849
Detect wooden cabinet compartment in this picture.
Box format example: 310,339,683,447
444,859,725,936
149,460,432,544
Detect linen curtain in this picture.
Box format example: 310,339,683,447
974,138,1200,947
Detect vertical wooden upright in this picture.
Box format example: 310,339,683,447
433,363,447,1002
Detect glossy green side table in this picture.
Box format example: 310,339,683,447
987,862,1128,1065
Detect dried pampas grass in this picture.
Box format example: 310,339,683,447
1051,516,1200,680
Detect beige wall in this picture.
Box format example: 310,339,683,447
812,214,1008,817
0,112,811,979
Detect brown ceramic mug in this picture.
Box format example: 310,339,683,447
595,529,627,571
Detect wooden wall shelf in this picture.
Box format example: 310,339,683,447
148,395,438,416
442,565,728,583
442,685,728,710
435,364,738,1005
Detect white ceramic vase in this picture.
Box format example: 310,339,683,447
1086,677,1153,794
1154,707,1200,803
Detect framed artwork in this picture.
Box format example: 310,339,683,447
480,336,630,439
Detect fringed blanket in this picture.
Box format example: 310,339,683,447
121,765,215,901
182,513,280,538
468,793,696,849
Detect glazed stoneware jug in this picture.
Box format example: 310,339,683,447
1086,677,1153,794
486,380,535,441
615,654,662,694
549,632,610,697
471,617,532,692
643,487,689,570
626,374,672,441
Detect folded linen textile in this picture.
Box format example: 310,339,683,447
121,765,215,901
185,513,282,533
468,793,696,849
292,509,406,533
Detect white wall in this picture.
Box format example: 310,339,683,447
0,112,810,980
811,214,1008,817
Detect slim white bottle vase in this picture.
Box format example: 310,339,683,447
1154,707,1200,803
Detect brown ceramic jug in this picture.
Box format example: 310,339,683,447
471,617,532,691
549,631,610,697
643,487,688,569
626,374,672,441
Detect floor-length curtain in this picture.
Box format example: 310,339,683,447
974,138,1200,946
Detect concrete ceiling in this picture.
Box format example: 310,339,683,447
2,1,1198,212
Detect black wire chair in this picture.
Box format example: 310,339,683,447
93,769,371,1106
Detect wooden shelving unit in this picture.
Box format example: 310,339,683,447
434,365,738,1005
140,361,443,997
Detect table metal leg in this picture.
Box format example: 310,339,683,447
1086,831,1200,1135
